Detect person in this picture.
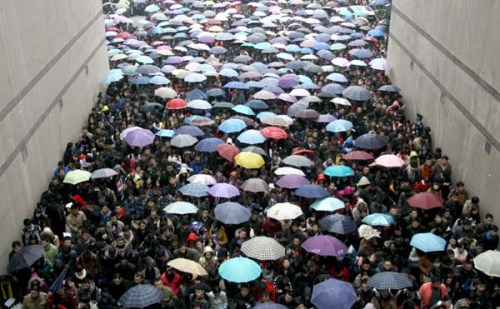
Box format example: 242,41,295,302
154,277,176,307
65,204,87,236
22,284,48,309
419,277,447,309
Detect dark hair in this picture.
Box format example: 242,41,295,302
471,196,480,204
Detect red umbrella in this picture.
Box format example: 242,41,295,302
343,151,374,161
216,143,240,162
407,192,444,210
293,149,315,156
166,98,187,110
116,32,132,39
260,127,288,140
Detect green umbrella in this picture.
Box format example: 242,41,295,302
63,170,91,185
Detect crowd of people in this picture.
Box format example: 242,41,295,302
7,0,500,309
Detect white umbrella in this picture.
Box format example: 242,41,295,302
331,97,352,106
274,167,306,176
187,174,217,185
282,155,314,167
267,203,303,220
473,250,500,277
253,90,277,100
170,134,198,148
163,202,198,215
241,236,286,260
155,87,177,99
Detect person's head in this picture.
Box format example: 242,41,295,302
382,259,393,271
456,181,465,192
485,213,494,225
431,276,441,289
40,235,51,249
471,196,479,205
29,284,41,299
240,284,250,297
134,272,144,284
194,285,205,298
284,290,294,302
112,273,122,285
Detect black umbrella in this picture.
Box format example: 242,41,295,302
354,132,388,150
50,265,70,292
8,245,43,273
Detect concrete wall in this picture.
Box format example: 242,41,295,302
0,0,108,268
387,0,500,222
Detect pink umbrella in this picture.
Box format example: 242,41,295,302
374,154,405,168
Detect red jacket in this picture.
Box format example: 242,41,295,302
161,272,182,295
419,282,447,309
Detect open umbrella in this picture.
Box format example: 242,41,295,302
342,85,371,101
274,167,306,176
302,235,348,257
214,202,251,224
170,134,198,148
355,132,387,149
362,213,395,227
166,98,187,110
343,151,374,161
295,185,329,199
163,201,198,215
319,214,356,234
167,258,208,277
312,279,357,309
267,203,303,220
119,284,163,308
260,127,288,140
219,257,261,283
253,303,288,309
375,154,406,168
282,155,314,168
216,143,240,162
241,178,269,193
175,125,205,137
187,174,217,185
195,138,224,153
237,130,267,144
241,236,286,260
234,152,265,169
473,250,500,277
407,192,444,210
123,128,155,147
410,233,446,252
326,119,353,133
323,165,354,177
219,119,247,133
311,197,345,212
91,168,118,179
208,183,240,198
276,175,310,189
179,183,209,197
63,170,91,185
8,245,44,273
367,272,413,290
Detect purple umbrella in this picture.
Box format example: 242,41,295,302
214,202,251,224
301,235,348,257
208,183,240,198
165,56,184,64
174,125,205,137
278,74,299,88
199,36,215,44
276,175,310,189
123,128,155,148
315,114,337,123
312,279,356,309
253,303,288,309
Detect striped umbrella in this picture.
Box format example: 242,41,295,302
342,85,372,101
119,284,163,308
241,236,286,260
179,183,209,197
367,272,413,290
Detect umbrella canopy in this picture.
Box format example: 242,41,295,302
276,175,310,189
175,125,205,137
63,170,91,185
214,202,251,225
234,152,265,169
367,272,414,290
473,250,500,277
274,167,306,176
375,154,406,168
170,134,198,148
91,168,118,179
253,303,288,309
355,132,387,149
241,178,269,193
362,213,395,226
302,235,348,257
219,119,247,133
311,197,345,212
216,143,240,162
167,258,208,276
237,129,267,144
187,174,217,185
166,98,187,110
342,85,371,101
208,183,240,198
219,257,262,283
7,245,44,273
123,128,155,147
260,127,288,140
326,119,353,133
195,137,224,152
319,214,356,234
410,233,446,252
267,203,303,220
163,201,198,215
295,185,329,199
407,192,444,210
311,279,357,309
119,284,163,308
323,165,354,177
282,155,314,167
343,151,374,161
179,183,209,197
241,236,286,260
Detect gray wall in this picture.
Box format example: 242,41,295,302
0,0,108,268
387,0,500,222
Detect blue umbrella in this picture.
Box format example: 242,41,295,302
185,88,208,101
219,119,247,133
214,202,251,225
206,88,226,97
149,76,171,85
326,73,348,83
185,73,207,83
253,302,288,309
195,137,224,153
131,76,150,85
285,44,301,53
101,72,123,84
237,129,267,144
295,185,329,199
349,48,374,59
368,29,385,37
232,105,255,116
321,83,345,96
256,111,277,119
367,272,414,290
311,197,345,212
324,165,354,177
313,42,330,50
319,214,356,234
312,279,357,309
220,68,239,78
245,100,269,110
210,46,228,54
174,125,205,137
224,81,250,90
219,257,261,283
378,85,401,92
410,233,447,252
362,213,395,227
155,129,175,138
119,284,163,308
326,120,353,133
179,183,209,197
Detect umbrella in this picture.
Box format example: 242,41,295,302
175,125,205,137
234,152,265,169
179,183,209,197
343,151,374,161
241,236,286,260
163,201,198,215
140,102,164,113
319,214,356,234
195,138,224,152
219,257,261,283
241,146,267,156
167,258,208,276
7,245,43,273
91,168,118,179
282,155,314,168
407,192,444,210
254,90,277,100
237,130,267,144
155,87,177,99
261,116,290,127
342,85,372,101
241,178,269,193
326,119,353,133
253,303,288,309
295,185,329,199
208,183,240,198
410,233,447,252
378,85,401,92
276,175,310,189
362,213,395,227
170,134,198,148
375,154,406,168
214,202,251,224
302,235,348,257
295,109,320,119
219,119,247,133
155,129,176,138
267,203,303,220
63,170,91,185
311,279,357,309
216,143,240,162
232,104,255,116
311,197,345,212
186,89,208,101
473,250,500,277
368,272,413,290
274,167,306,176
316,114,337,123
186,116,216,127
123,128,155,147
349,48,374,59
49,265,70,292
187,174,217,185
166,98,187,110
355,132,388,149
119,284,163,308
323,165,354,177
187,99,212,110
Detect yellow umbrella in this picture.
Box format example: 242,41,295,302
234,152,265,169
167,258,208,277
63,170,91,185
